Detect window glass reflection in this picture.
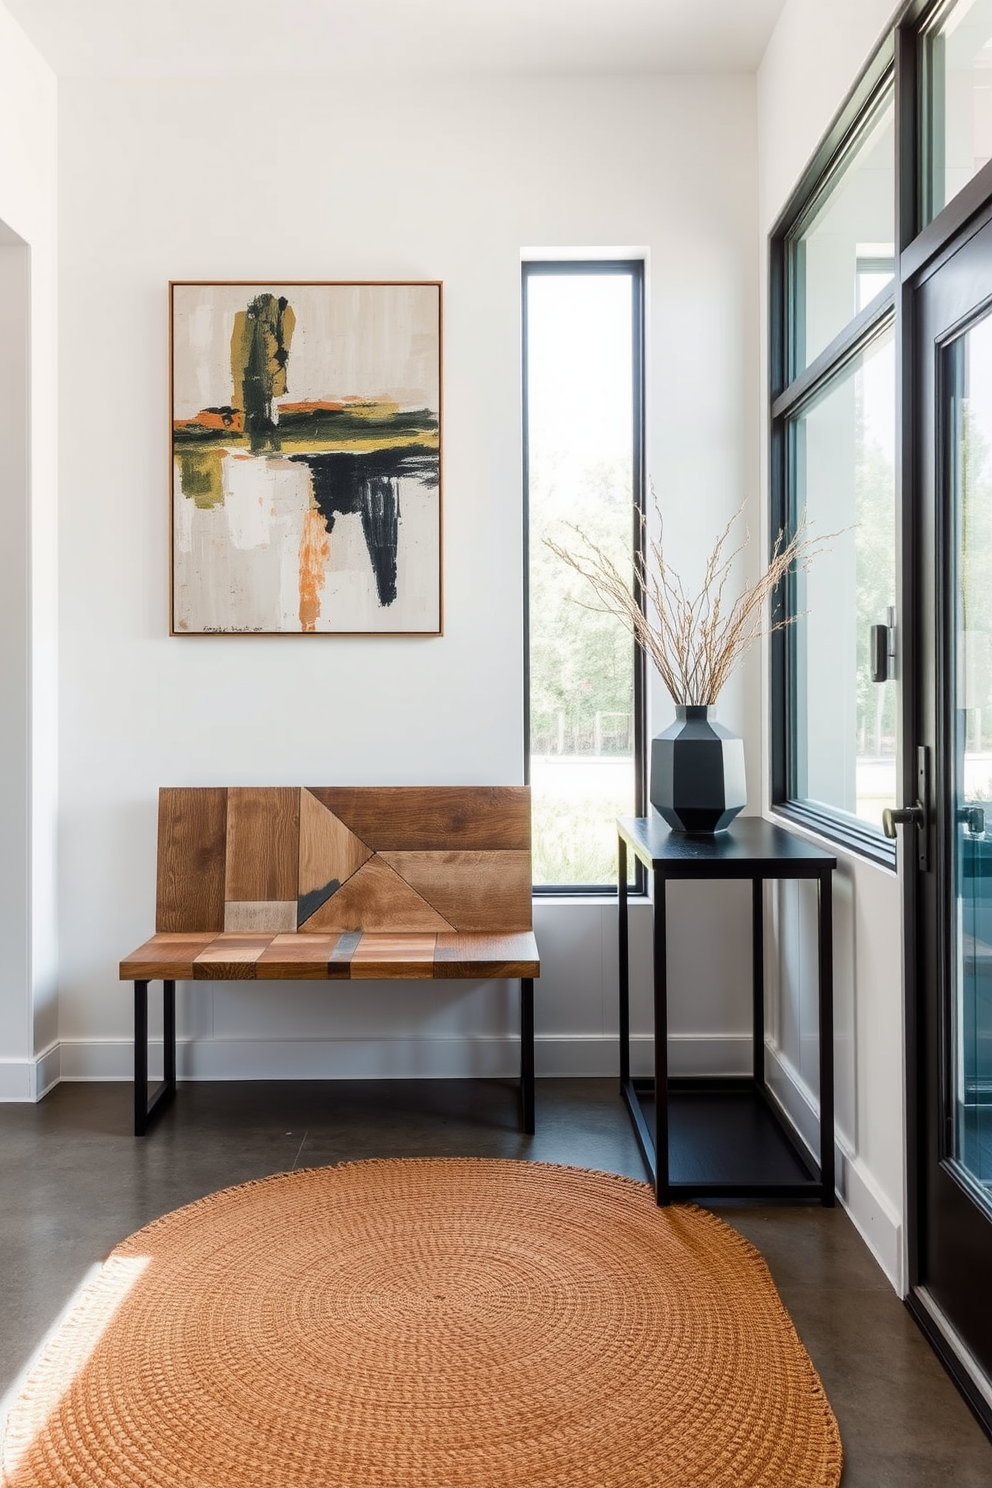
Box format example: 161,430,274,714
788,325,897,827
922,0,992,224
789,92,894,373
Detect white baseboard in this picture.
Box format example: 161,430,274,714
835,1139,904,1293
0,1044,61,1102
51,1031,753,1083
764,1039,903,1293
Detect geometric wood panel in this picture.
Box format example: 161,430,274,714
298,787,372,925
304,786,532,851
298,857,454,933
223,901,298,933
152,786,534,941
156,787,228,932
225,787,300,904
379,850,533,931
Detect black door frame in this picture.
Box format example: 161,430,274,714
905,199,992,1438
766,3,992,1437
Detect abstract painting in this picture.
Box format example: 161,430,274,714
170,281,442,634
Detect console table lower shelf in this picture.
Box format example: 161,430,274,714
623,1076,825,1200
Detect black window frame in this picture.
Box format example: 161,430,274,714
769,38,901,870
521,258,647,896
771,0,992,867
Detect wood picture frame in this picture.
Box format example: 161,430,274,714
170,280,442,635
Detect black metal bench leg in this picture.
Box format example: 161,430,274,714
133,980,148,1136
520,977,535,1135
134,979,177,1136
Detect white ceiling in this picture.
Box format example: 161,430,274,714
3,0,789,77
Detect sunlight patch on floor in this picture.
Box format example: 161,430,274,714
0,1255,149,1479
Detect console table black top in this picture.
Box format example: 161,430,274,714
617,814,837,877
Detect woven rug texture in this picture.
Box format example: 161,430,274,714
0,1158,842,1488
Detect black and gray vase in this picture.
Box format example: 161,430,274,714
650,705,746,833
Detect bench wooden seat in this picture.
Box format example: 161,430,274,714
121,930,540,982
120,786,539,1136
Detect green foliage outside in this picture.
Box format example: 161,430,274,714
529,452,636,886
529,455,635,755
531,788,636,887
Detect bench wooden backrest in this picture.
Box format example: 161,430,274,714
156,787,533,936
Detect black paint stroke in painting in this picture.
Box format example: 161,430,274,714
292,446,437,607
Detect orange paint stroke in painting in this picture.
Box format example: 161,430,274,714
278,400,345,415
277,397,400,419
299,506,331,632
173,409,245,433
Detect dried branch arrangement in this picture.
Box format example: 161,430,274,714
545,500,831,706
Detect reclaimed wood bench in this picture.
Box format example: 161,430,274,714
120,786,539,1136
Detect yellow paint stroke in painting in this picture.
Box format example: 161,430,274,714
299,506,331,631
176,448,226,509
276,431,439,455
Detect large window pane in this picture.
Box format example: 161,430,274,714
789,90,894,374
787,324,897,827
922,0,992,225
524,267,640,888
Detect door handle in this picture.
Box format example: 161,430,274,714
958,804,985,836
881,746,931,870
883,803,924,835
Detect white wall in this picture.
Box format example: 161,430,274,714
0,3,58,1101
9,3,912,1298
54,73,759,1086
758,0,905,1289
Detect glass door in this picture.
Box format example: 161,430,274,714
948,318,992,1206
911,215,992,1418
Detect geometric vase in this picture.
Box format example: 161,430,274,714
649,705,747,833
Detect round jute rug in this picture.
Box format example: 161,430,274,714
1,1159,841,1488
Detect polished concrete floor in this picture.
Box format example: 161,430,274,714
1,1077,991,1487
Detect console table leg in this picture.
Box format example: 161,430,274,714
752,877,765,1087
618,838,630,1090
520,977,535,1135
654,868,670,1205
818,871,836,1205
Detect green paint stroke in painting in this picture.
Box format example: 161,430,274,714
177,448,226,509
230,293,296,454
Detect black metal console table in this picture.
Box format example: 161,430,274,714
617,815,837,1206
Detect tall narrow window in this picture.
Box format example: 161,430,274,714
523,262,644,890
